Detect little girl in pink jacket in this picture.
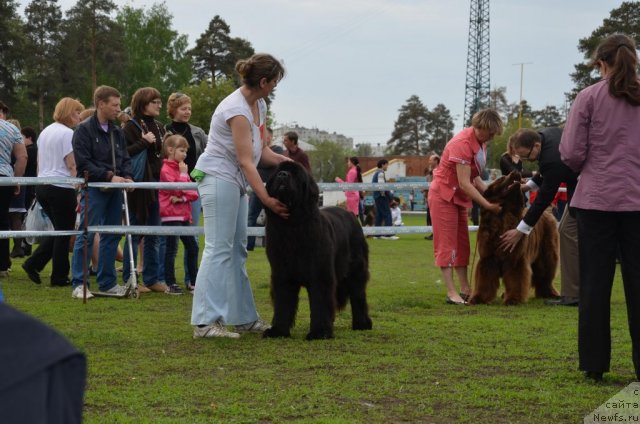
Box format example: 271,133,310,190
159,135,199,294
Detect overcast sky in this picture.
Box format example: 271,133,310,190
19,0,625,146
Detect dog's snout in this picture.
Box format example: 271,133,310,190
276,170,290,179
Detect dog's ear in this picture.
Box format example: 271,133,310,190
483,175,506,202
303,172,320,206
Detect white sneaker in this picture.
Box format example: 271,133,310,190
381,236,399,240
235,319,271,333
72,286,94,299
193,322,240,339
98,284,127,297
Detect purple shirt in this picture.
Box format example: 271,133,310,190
560,79,640,211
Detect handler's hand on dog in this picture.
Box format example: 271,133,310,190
486,202,502,214
266,197,289,219
499,229,524,252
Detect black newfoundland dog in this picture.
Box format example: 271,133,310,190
263,161,373,340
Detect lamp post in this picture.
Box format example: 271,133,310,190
513,62,532,128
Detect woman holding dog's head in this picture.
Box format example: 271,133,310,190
560,33,640,382
428,108,503,305
190,53,291,339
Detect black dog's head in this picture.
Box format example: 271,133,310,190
266,161,319,217
483,171,525,215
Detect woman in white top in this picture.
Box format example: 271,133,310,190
22,98,83,286
191,53,290,339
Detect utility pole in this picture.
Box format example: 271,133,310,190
513,62,532,128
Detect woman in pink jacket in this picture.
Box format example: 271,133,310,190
335,156,362,217
560,33,640,382
159,135,199,295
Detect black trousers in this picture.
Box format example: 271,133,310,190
24,185,77,285
0,183,13,271
576,209,640,379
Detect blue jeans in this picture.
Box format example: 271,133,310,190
246,192,263,250
122,198,161,286
374,196,393,237
162,221,198,286
158,197,201,284
71,188,123,291
191,176,259,326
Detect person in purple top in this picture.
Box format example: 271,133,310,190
560,33,640,383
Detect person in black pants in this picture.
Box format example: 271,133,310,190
22,98,84,286
560,33,640,382
0,102,27,276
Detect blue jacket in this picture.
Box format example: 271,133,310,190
372,169,390,200
73,114,132,182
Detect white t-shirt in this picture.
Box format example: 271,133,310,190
391,206,403,226
37,122,75,188
195,88,265,193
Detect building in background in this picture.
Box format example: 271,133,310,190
273,124,353,150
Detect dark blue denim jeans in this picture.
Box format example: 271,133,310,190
71,188,123,291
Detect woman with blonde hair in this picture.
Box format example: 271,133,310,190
22,97,84,286
427,108,503,305
162,92,208,290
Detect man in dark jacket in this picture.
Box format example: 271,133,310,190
70,85,133,299
499,127,579,306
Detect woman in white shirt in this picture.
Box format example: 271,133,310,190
191,54,290,339
22,98,83,286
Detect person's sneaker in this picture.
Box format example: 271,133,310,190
165,284,184,295
381,236,399,240
72,286,94,299
193,322,240,339
235,319,271,333
99,284,127,297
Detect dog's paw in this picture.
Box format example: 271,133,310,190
305,329,334,341
503,298,523,306
262,327,290,338
468,295,481,305
352,317,372,330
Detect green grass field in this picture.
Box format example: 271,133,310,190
2,214,636,423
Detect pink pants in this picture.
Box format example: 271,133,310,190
428,191,470,267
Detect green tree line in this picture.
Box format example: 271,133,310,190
1,0,252,131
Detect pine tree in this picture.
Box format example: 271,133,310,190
386,95,430,155
59,0,126,102
24,0,63,130
189,15,232,86
568,1,640,102
426,104,454,155
0,0,26,104
189,15,255,87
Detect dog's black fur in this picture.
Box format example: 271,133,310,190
263,161,372,340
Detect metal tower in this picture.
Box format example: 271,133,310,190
463,0,491,125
